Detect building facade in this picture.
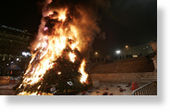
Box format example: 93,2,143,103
0,25,32,76
115,42,156,60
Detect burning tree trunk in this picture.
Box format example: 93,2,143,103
17,0,100,95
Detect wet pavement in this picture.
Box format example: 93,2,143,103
0,82,146,95
79,82,147,95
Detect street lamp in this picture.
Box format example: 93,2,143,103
115,50,121,55
16,58,20,61
125,45,129,49
94,51,99,56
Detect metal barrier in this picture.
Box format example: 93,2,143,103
132,81,157,95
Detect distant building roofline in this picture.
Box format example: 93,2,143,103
0,24,32,35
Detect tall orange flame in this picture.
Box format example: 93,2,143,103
18,6,89,95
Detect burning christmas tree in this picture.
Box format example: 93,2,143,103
17,0,100,95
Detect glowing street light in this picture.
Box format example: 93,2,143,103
22,51,31,57
94,51,99,56
115,50,121,55
125,45,129,49
16,58,20,61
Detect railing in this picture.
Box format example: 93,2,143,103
132,81,157,95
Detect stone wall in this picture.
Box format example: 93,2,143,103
90,72,157,83
90,57,154,73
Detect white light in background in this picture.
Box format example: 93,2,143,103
16,58,20,61
115,50,121,55
22,52,31,57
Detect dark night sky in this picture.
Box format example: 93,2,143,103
0,0,157,54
